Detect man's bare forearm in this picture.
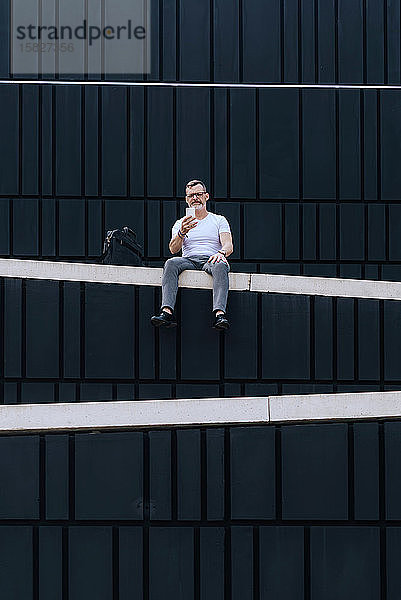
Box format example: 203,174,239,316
221,241,233,257
169,235,184,254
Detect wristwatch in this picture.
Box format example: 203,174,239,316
218,250,226,256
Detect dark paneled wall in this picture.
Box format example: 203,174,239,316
2,278,401,404
1,86,401,281
0,421,398,599
1,0,401,84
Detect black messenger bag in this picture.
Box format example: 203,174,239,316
102,227,144,266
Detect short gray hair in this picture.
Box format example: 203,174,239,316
185,179,207,193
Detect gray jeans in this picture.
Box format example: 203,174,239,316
161,255,230,313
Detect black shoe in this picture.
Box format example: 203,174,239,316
213,313,230,330
151,310,177,328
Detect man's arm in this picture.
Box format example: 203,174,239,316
169,216,198,254
219,232,233,257
208,232,233,264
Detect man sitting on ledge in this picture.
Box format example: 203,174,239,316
151,179,233,330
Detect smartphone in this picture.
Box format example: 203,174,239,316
186,207,196,218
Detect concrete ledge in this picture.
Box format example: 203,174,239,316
0,397,268,433
1,391,401,432
1,258,401,301
250,273,401,300
269,390,401,422
0,259,249,291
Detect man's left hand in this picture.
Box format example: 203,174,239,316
208,252,228,265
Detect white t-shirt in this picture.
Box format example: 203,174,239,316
172,212,231,258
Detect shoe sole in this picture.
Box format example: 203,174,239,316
151,317,177,328
213,322,230,330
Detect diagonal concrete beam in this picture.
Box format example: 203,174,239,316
2,258,401,301
0,391,401,433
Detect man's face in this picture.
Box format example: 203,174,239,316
185,184,209,208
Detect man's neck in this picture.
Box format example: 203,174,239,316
195,207,208,220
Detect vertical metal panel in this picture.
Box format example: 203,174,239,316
242,0,280,82
147,88,174,197
244,203,282,260
225,292,257,379
119,527,143,600
101,87,127,196
319,203,336,260
26,280,59,378
259,527,304,599
386,0,401,84
0,436,39,518
387,528,401,599
180,289,219,380
317,0,336,82
338,0,364,83
354,423,380,520
340,204,365,260
230,89,256,198
285,204,300,260
282,424,348,519
200,528,225,600
303,203,317,260
384,301,401,380
283,0,299,82
177,429,201,520
336,298,354,381
139,288,156,379
59,199,85,256
231,427,275,519
4,278,22,377
0,85,18,195
262,295,310,379
381,92,401,200
162,0,177,81
358,300,380,380
231,527,254,600
45,435,69,520
366,0,384,83
149,528,194,600
385,422,401,519
55,86,82,196
339,90,361,199
75,432,143,519
69,527,113,600
13,198,39,256
84,87,99,196
179,0,210,81
301,0,315,83
259,89,299,199
368,204,386,261
310,527,380,599
85,283,135,379
214,0,239,83
22,85,39,195
39,527,62,600
150,431,171,520
0,527,32,599
303,90,336,199
213,89,228,198
206,429,225,520
314,296,333,380
176,88,210,194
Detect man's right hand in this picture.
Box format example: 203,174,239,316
180,216,198,236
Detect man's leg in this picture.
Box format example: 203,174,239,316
151,257,194,327
161,256,194,312
202,260,230,314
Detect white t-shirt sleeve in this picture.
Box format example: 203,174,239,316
218,215,231,234
171,219,182,238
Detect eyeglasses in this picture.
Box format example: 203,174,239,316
186,191,206,199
